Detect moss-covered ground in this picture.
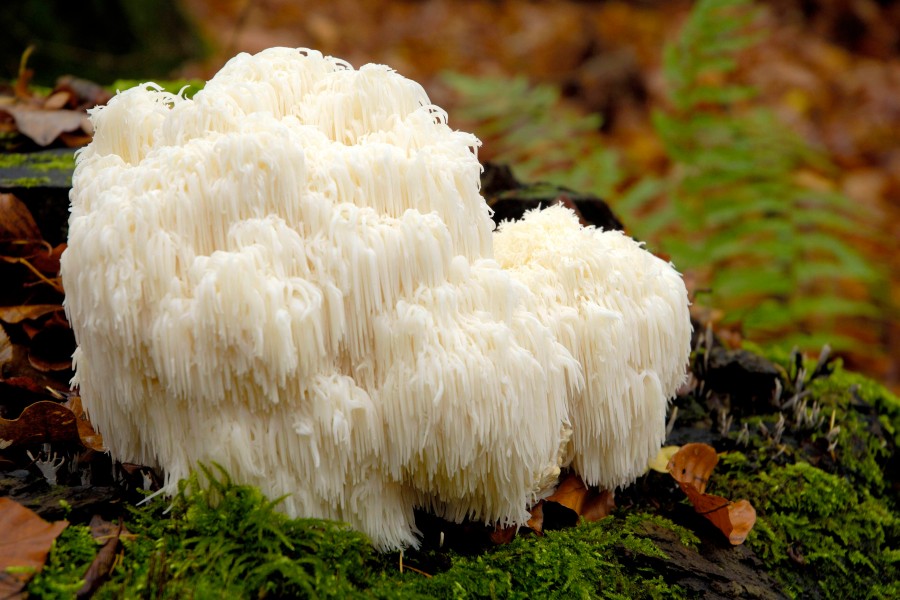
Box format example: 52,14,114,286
22,344,900,599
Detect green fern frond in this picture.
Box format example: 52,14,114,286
638,0,885,350
442,71,623,199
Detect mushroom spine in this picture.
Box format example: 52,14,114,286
62,47,691,550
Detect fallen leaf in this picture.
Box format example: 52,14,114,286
581,489,615,522
542,472,615,523
0,194,42,243
0,400,104,451
28,325,75,372
77,517,124,598
489,524,517,545
667,442,718,494
667,443,756,545
29,244,66,276
527,501,545,533
1,106,89,147
0,305,63,325
63,396,105,452
545,472,590,513
648,445,682,473
0,497,68,599
0,327,12,369
43,91,72,111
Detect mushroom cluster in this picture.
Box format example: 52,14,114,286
62,47,691,550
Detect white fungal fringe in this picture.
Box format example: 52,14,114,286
62,47,691,551
493,205,692,489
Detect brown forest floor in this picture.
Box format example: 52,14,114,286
176,0,900,389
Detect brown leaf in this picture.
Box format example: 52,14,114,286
43,91,72,111
0,194,42,243
527,501,545,534
489,524,517,545
0,400,104,451
28,325,75,372
30,243,66,276
54,76,113,108
541,472,616,524
64,396,105,452
0,326,12,370
667,442,718,494
580,489,615,523
0,497,68,599
1,106,89,147
0,305,63,325
545,472,589,513
668,444,756,545
77,517,124,598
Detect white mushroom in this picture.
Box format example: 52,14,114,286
62,47,690,550
493,205,692,489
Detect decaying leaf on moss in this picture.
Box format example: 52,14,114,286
668,443,757,544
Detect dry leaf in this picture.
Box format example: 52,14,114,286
64,396,105,452
667,442,718,494
667,443,756,545
541,472,615,524
28,325,75,372
77,517,125,598
0,305,63,325
581,489,615,522
527,501,545,533
545,472,590,513
30,243,66,276
1,106,89,147
0,400,104,451
0,497,68,599
648,445,682,473
489,524,517,545
43,91,72,111
0,326,12,370
0,194,42,242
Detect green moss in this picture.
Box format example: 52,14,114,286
108,79,205,98
717,461,900,599
98,465,377,599
28,465,691,599
0,151,75,172
26,524,96,598
2,176,51,187
400,515,686,599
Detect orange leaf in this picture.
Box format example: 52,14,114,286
0,497,68,599
543,472,615,523
545,472,589,513
667,442,718,494
668,443,756,545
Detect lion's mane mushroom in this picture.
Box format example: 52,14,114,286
493,205,692,489
62,47,690,550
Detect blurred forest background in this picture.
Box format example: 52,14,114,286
3,0,899,389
